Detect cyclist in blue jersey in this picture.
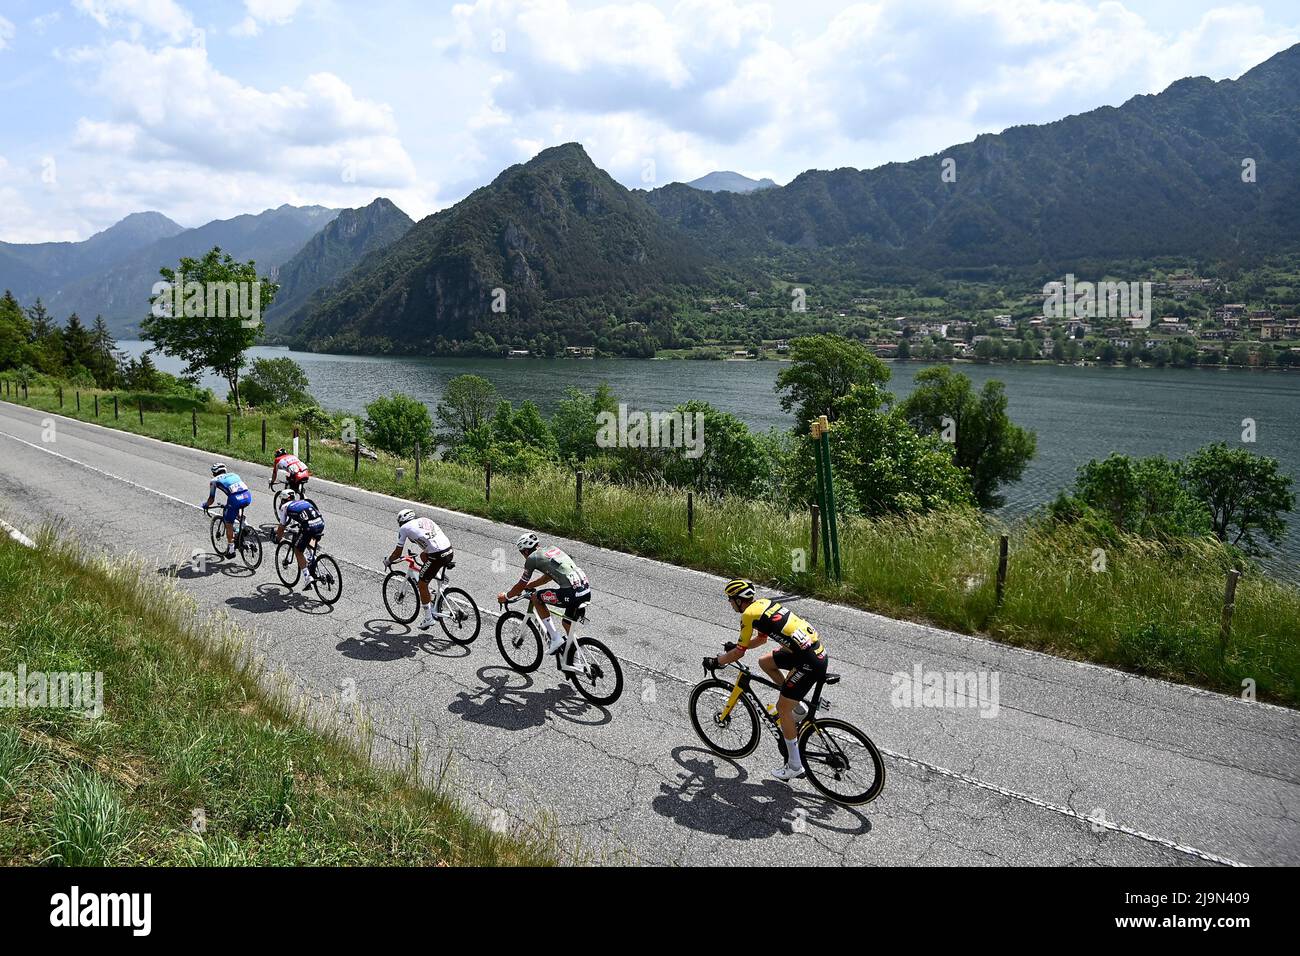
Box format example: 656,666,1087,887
202,463,252,559
275,490,325,590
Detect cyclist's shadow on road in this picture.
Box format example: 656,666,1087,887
651,746,871,841
224,582,335,617
446,665,613,732
158,555,257,582
337,619,472,663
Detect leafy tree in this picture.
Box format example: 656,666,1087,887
435,374,497,446
1052,453,1210,539
364,394,434,457
899,366,1036,509
551,383,618,462
827,387,974,516
775,334,891,433
139,248,277,412
658,401,770,498
1182,443,1295,551
241,357,311,408
0,291,32,369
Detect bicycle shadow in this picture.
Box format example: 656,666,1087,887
225,582,335,617
158,555,257,581
447,665,613,731
337,618,472,662
650,745,871,840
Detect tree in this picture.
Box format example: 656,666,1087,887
658,401,770,498
364,393,433,457
1054,453,1210,539
89,316,118,387
775,333,891,432
899,366,1037,509
551,383,618,463
0,290,32,369
62,313,94,371
139,247,277,412
241,357,311,408
435,374,497,446
1181,443,1295,552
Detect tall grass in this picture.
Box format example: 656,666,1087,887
0,527,561,866
5,382,1298,705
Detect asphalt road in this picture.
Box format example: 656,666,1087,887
2,400,1297,866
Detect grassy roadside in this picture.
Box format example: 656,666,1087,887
4,382,1299,707
0,528,561,866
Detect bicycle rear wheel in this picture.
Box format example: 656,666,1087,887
688,679,761,758
383,571,419,624
238,526,263,570
272,489,288,519
495,611,543,672
311,554,343,605
437,586,481,645
274,541,300,586
565,637,623,705
799,718,886,805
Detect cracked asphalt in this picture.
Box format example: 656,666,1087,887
2,400,1298,866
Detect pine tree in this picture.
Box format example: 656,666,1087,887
90,315,118,387
26,298,53,341
63,313,94,371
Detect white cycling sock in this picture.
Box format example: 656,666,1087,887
785,738,803,771
542,616,560,639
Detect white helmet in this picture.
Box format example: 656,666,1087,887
515,531,539,552
397,508,416,525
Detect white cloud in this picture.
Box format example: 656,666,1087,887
0,16,15,51
73,0,199,43
231,0,306,36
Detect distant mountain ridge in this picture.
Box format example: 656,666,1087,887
684,171,778,193
265,198,414,328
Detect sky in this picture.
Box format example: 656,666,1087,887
0,0,1297,243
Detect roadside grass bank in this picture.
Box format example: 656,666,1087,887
0,527,562,866
4,383,1298,707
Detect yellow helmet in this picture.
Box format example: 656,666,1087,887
724,579,756,602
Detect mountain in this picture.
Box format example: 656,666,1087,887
37,205,341,335
264,198,413,327
0,211,185,304
647,44,1300,268
684,171,778,193
281,144,717,353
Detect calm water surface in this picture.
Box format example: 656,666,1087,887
120,343,1300,574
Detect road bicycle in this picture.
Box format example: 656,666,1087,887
690,644,885,806
270,479,317,519
382,553,481,645
495,589,623,706
206,505,263,570
274,533,343,605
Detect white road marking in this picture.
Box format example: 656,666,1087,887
0,413,1257,866
0,516,35,548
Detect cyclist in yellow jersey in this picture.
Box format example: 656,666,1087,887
711,579,829,782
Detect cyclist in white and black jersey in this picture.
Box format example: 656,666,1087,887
497,532,591,654
385,509,454,629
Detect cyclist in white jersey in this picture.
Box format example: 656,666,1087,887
384,509,453,629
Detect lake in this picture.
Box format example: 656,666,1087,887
119,342,1300,574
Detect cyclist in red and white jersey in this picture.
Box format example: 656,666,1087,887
269,447,310,495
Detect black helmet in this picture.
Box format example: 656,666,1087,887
211,463,227,477
725,579,756,602
275,447,288,458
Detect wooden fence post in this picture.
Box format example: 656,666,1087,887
192,408,197,438
353,436,360,475
261,417,266,453
1219,568,1241,651
76,391,80,411
138,400,144,425
113,395,118,418
995,534,1009,608
687,491,694,539
811,503,820,569
305,429,311,464
485,460,492,503
226,413,231,444
575,469,584,518
58,386,63,407
415,440,421,482
94,394,99,417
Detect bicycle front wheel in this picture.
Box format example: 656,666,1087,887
311,554,343,605
437,587,481,645
272,489,288,519
688,679,760,758
383,571,419,624
565,637,623,705
274,541,300,586
238,527,263,570
799,718,886,806
495,611,543,672
209,515,226,555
